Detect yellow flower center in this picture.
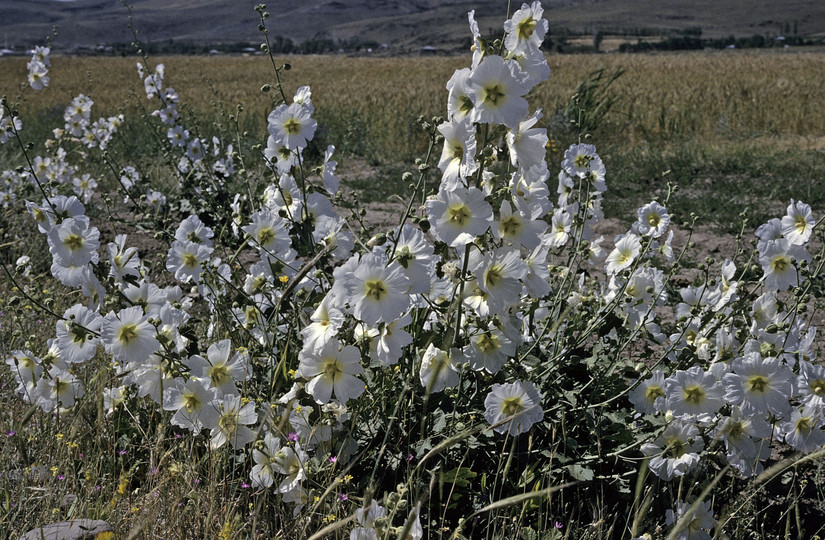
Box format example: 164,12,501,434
727,420,745,440
322,358,341,380
747,375,769,394
257,227,275,246
771,256,790,273
482,83,505,106
183,392,201,412
447,203,471,226
665,436,686,458
682,385,705,405
795,416,812,434
794,215,808,234
485,264,504,289
117,323,139,345
517,17,536,40
365,279,387,301
182,252,199,268
500,215,521,237
476,333,498,353
218,411,237,433
451,143,463,161
645,385,665,403
458,95,474,115
501,397,524,417
283,118,302,135
64,233,84,251
209,365,230,387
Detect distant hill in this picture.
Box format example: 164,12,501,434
1,0,824,53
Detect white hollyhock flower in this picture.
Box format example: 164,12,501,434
184,339,251,397
267,103,317,150
636,201,670,238
504,1,548,55
665,500,716,540
175,214,214,246
108,234,142,283
419,344,462,393
446,67,474,121
605,233,641,275
6,349,42,384
102,306,160,364
55,304,102,364
47,217,100,267
370,313,413,366
34,366,83,411
464,324,515,374
484,380,543,436
629,370,667,415
779,405,825,452
798,360,825,409
166,240,213,284
781,199,815,245
723,354,793,418
273,443,309,494
641,421,703,480
473,246,527,314
426,186,493,247
343,253,410,325
292,85,313,112
665,366,726,419
264,135,298,174
546,207,572,248
163,378,219,432
506,109,547,171
321,145,340,193
466,55,529,128
301,294,345,354
298,338,365,405
437,117,477,190
759,238,810,291
209,394,257,450
493,199,546,250
243,209,291,253
250,433,282,488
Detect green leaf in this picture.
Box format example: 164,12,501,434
566,464,594,481
439,467,477,488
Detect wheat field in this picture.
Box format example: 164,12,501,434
2,51,825,158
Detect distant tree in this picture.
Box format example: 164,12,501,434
593,30,604,53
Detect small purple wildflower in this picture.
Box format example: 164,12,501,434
241,481,251,488
337,492,348,501
5,430,15,437
287,432,299,443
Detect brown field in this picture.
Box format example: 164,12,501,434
2,51,825,143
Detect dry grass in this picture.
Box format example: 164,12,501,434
2,51,825,160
